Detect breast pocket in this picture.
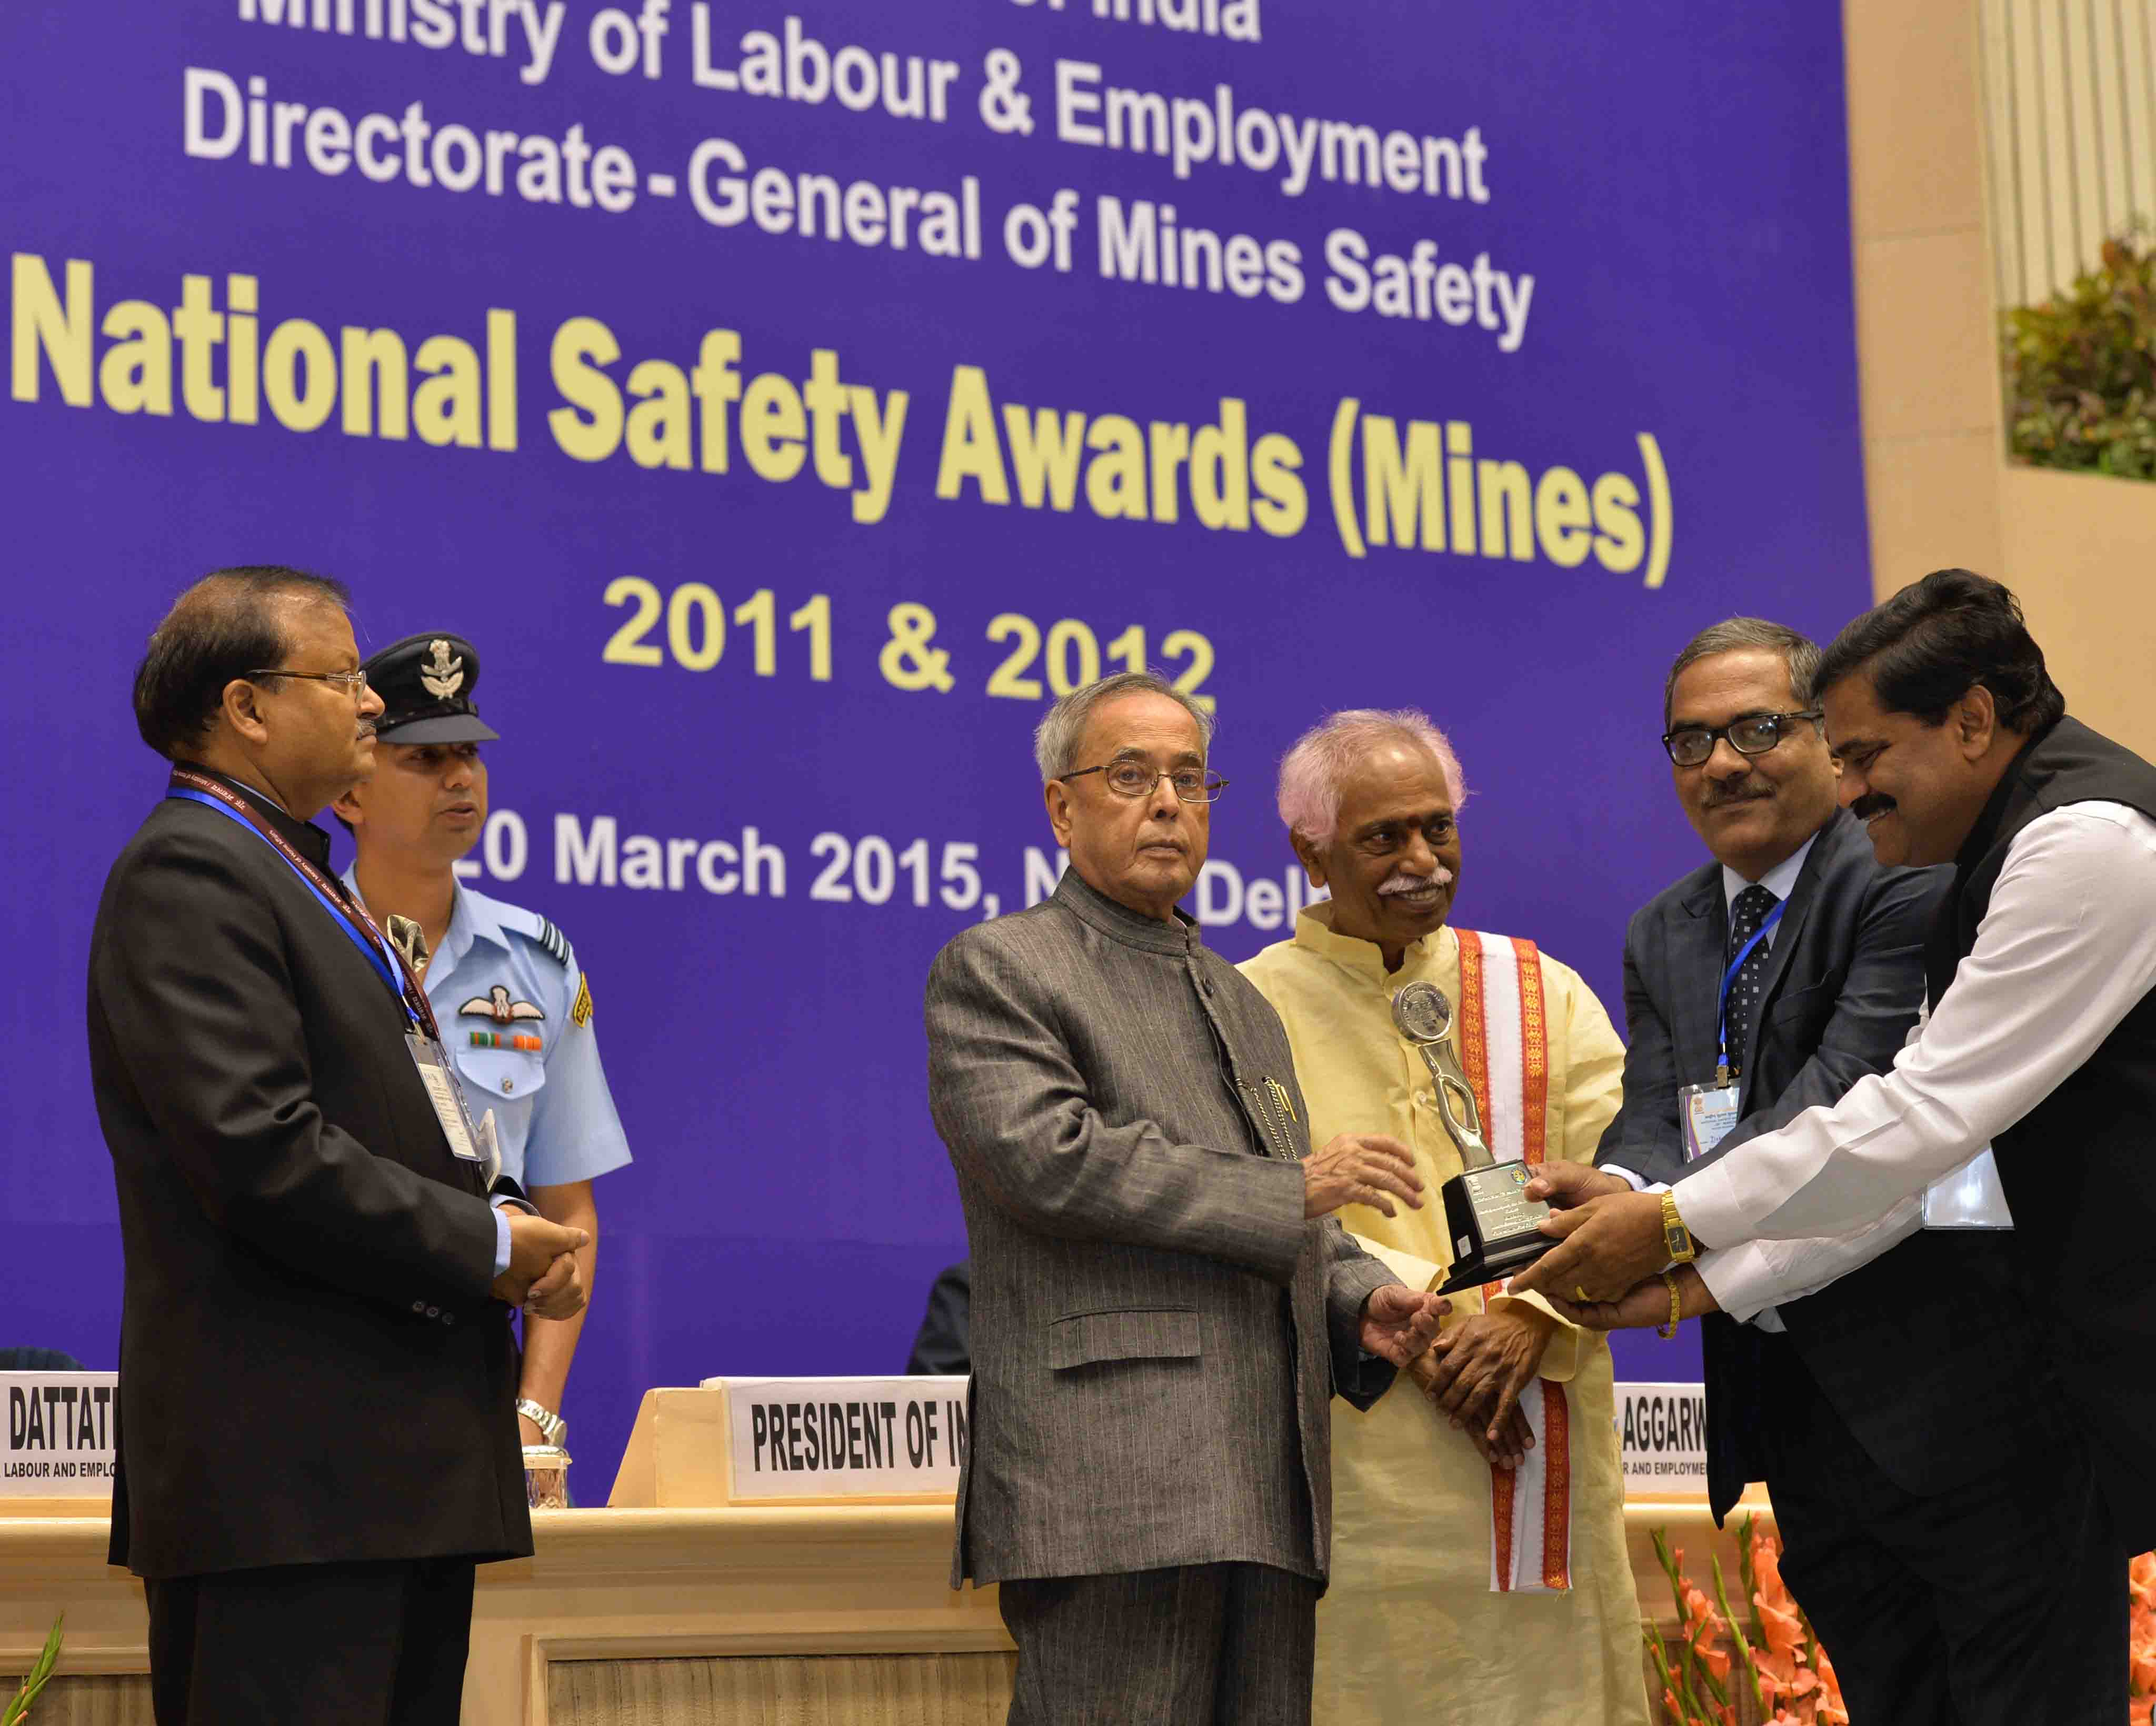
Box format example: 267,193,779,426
1046,1307,1202,1371
452,1045,547,1108
1766,982,1829,1028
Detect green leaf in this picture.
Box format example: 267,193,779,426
1711,1554,1769,1718
1650,1531,1709,1717
1735,1511,1762,1644
1643,1627,1684,1722
1,1614,64,1726
2003,227,2156,478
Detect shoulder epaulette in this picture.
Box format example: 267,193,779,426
482,891,574,969
534,915,571,968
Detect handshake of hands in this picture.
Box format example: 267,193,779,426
491,1210,591,1320
1303,1132,1558,1474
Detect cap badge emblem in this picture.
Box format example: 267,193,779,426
421,638,466,699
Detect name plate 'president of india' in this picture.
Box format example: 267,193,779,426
924,671,1449,1726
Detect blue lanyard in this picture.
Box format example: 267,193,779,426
1715,897,1787,1075
166,787,421,1029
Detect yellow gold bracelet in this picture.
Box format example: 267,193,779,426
1656,1271,1682,1340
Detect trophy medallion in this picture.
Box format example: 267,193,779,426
1390,981,1556,1293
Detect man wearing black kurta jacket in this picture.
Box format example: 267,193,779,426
1519,571,2151,1723
89,567,588,1725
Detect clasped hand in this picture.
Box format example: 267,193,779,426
1410,1304,1553,1469
1312,1136,1564,1466
492,1211,590,1319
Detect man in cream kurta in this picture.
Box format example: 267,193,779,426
1241,709,1648,1726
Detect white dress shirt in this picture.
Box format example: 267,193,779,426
1678,801,2156,1256
1719,837,1815,941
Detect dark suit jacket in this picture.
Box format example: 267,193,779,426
87,769,532,1579
926,870,1393,1589
1597,807,2051,1522
905,1260,971,1377
0,1348,86,1372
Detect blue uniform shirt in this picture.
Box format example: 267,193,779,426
343,871,633,1192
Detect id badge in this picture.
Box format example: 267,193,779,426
473,1108,503,1188
1922,1144,2015,1230
1679,1081,1740,1162
406,1032,483,1163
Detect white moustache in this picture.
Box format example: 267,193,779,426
1378,868,1454,896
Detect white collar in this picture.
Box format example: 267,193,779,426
1720,830,1816,913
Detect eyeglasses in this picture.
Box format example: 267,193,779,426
1662,710,1822,768
1060,762,1230,802
247,668,371,698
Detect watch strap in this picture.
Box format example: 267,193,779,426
1660,1191,1698,1263
516,1398,566,1446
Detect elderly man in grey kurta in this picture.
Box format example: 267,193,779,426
925,671,1450,1725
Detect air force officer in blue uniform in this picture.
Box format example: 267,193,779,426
335,631,632,1460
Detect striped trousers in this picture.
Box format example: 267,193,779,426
997,1562,1320,1725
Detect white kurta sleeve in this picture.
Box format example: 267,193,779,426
1677,804,2156,1247
1694,1195,1924,1321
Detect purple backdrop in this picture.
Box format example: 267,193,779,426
3,1,1867,1489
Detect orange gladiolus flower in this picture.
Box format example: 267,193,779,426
1753,1642,1794,1684
1756,1594,1805,1659
1752,1533,1784,1597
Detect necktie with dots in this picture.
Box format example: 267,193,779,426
1723,883,1780,1076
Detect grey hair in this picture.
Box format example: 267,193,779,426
1032,671,1216,783
1663,617,1822,730
1276,708,1468,846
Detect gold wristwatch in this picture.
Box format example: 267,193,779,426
1660,1192,1698,1263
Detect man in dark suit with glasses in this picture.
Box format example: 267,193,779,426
89,566,588,1725
1527,617,2057,1724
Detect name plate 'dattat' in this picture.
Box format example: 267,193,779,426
2,1373,118,1497
701,1374,969,1502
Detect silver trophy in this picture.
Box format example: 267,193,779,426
1391,981,1555,1293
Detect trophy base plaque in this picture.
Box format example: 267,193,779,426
1433,1161,1556,1294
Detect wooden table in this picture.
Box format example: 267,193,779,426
0,1491,1763,1724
